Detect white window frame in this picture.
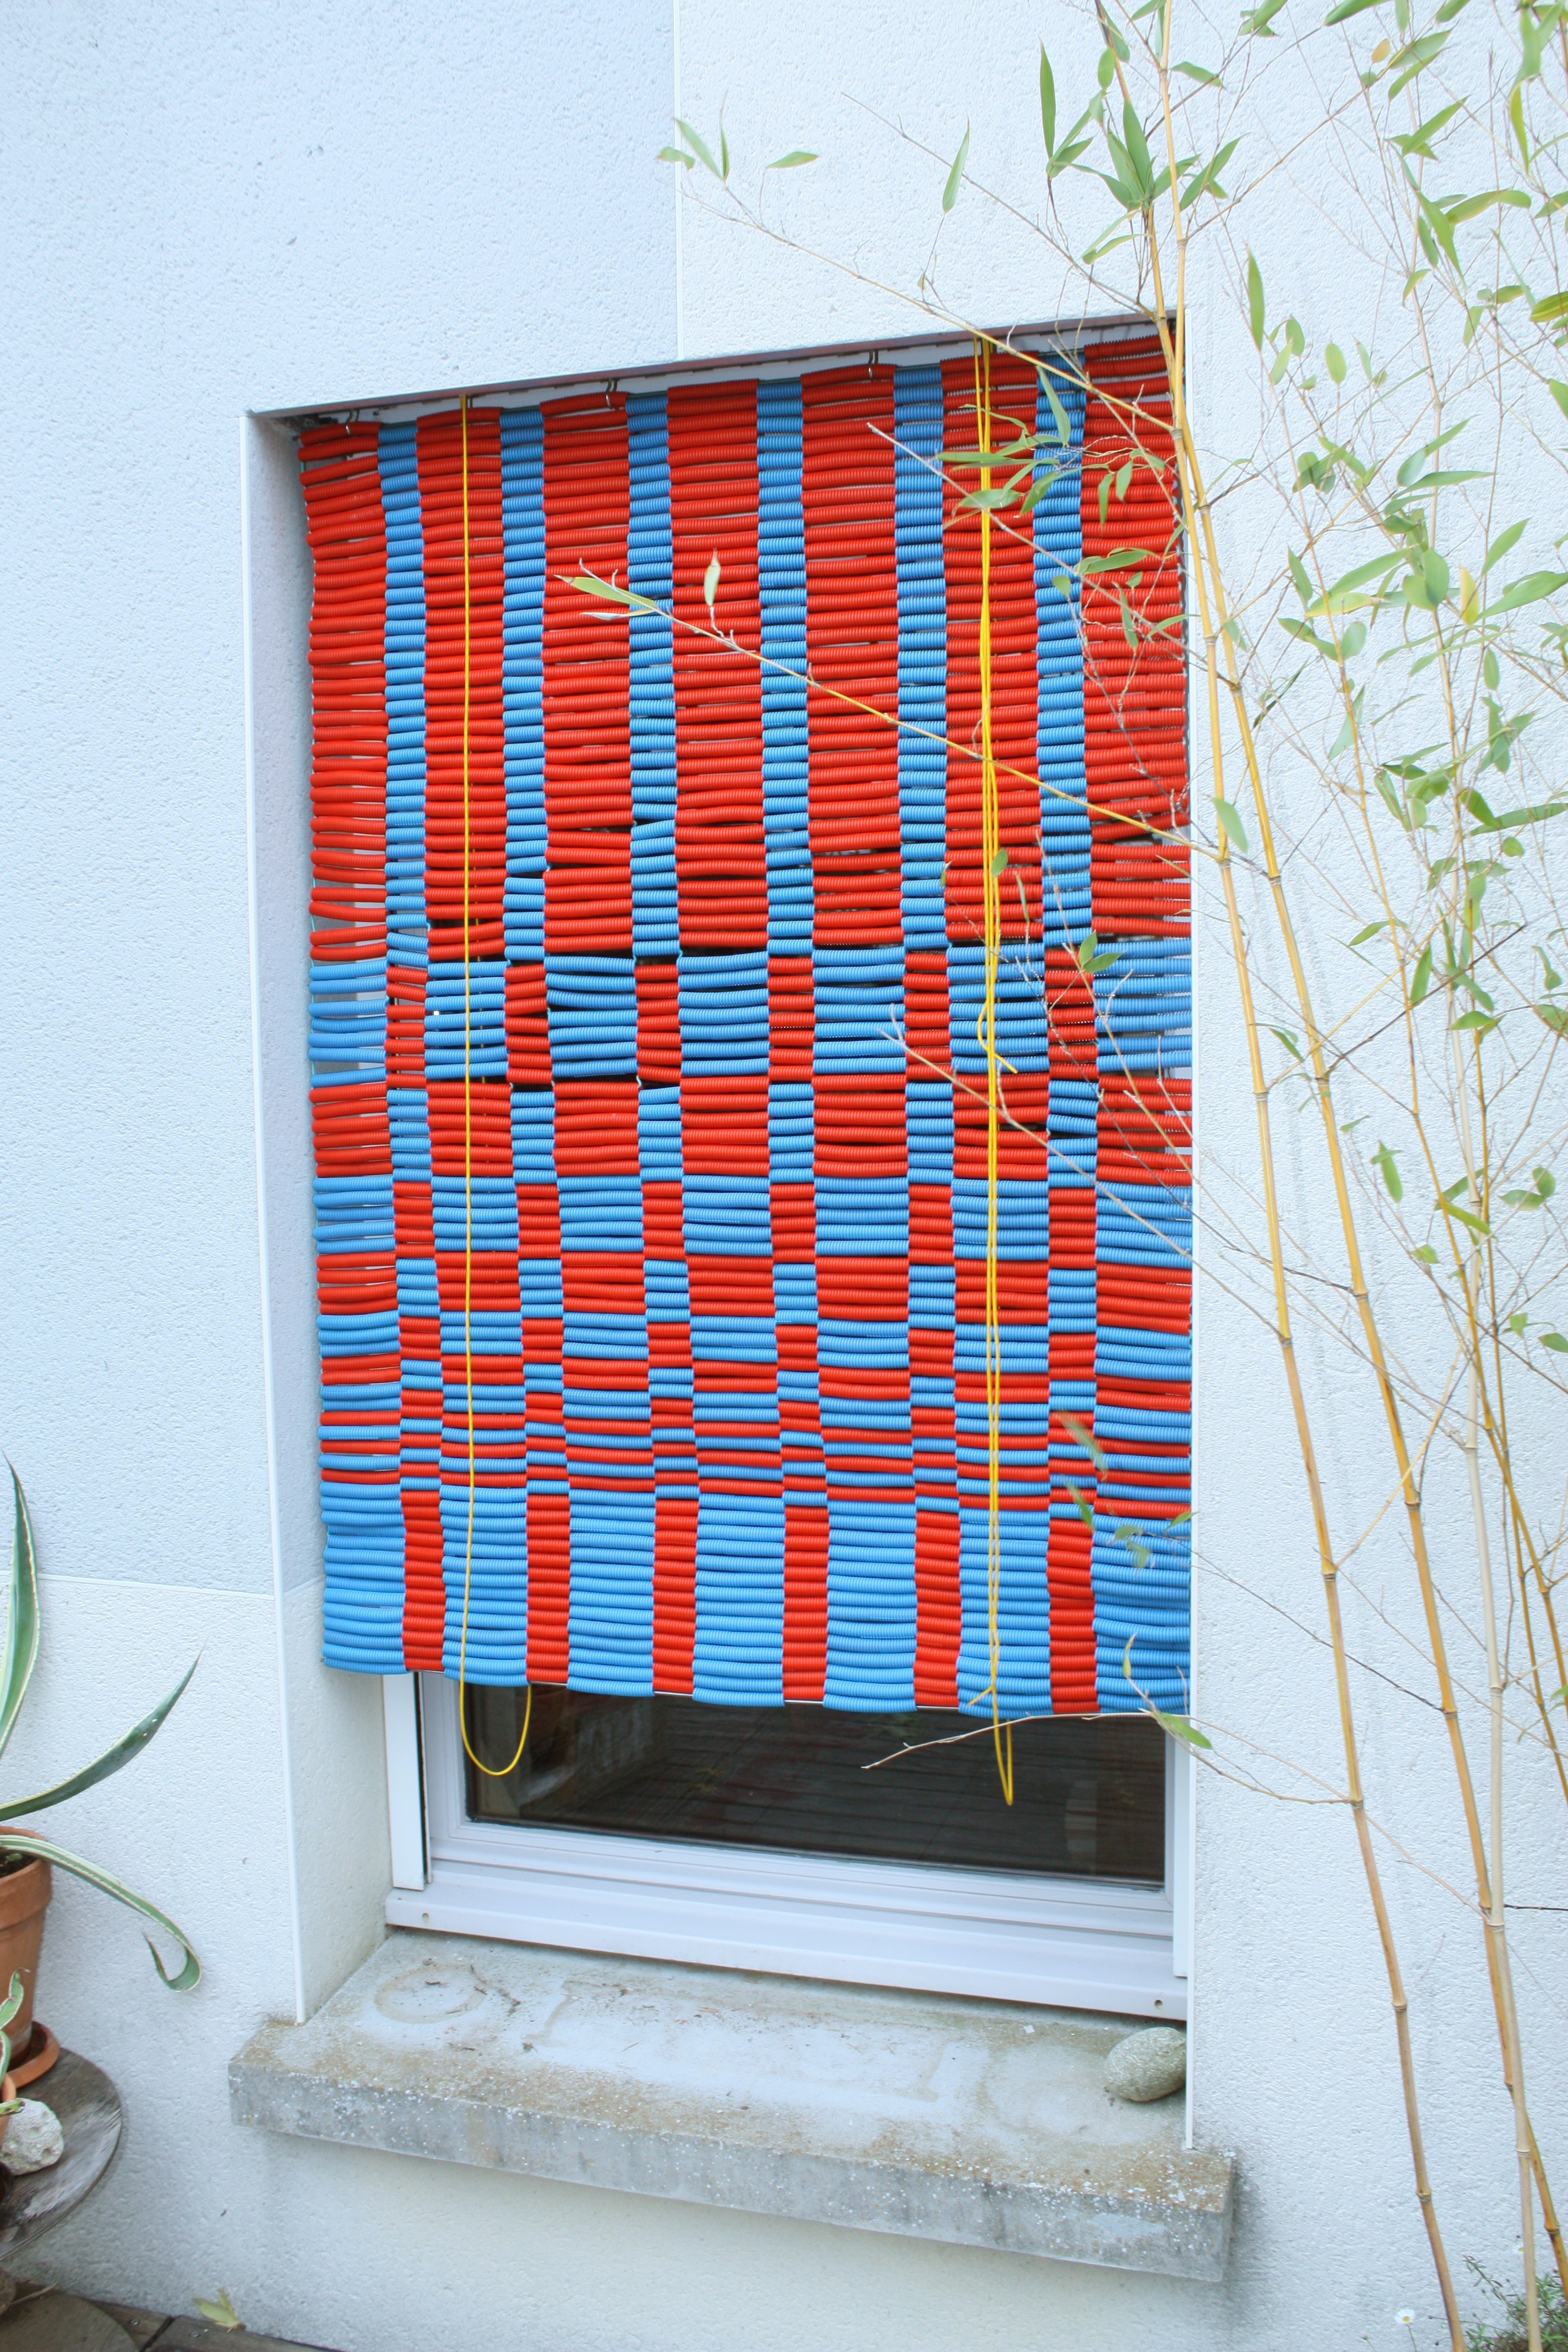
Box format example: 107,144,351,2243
382,1672,1190,2019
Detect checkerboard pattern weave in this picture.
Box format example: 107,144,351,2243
303,336,1192,1715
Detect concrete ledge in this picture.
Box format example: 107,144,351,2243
231,1931,1233,2279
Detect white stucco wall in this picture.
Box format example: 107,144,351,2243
3,4,1563,2349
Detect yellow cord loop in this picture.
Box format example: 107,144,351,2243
456,393,532,1780
973,339,1014,1806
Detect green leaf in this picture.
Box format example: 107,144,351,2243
1326,341,1347,383
1326,0,1386,20
674,118,722,179
1471,798,1568,832
1451,1008,1499,1033
765,150,818,170
0,1974,24,2036
1348,922,1385,946
1411,941,1434,1003
1549,381,1568,424
193,2291,243,2333
1039,45,1057,155
0,1659,197,1823
1175,58,1223,81
1247,252,1266,348
1154,1710,1213,1750
1215,796,1249,850
1268,1025,1304,1058
943,124,971,212
1485,569,1568,616
1542,1331,1568,1353
989,847,1009,876
1444,188,1532,224
1392,99,1463,157
569,571,651,612
0,1471,40,1771
1066,1484,1096,1532
1538,1001,1568,1037
1411,1243,1440,1263
1079,548,1159,573
1373,1141,1403,1200
1481,521,1526,575
0,1830,199,1989
1060,1412,1109,1474
1288,547,1314,603
1042,375,1074,448
1530,291,1568,324
1122,99,1155,197
656,146,696,168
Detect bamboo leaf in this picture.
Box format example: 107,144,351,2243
656,146,696,168
569,571,649,611
1080,548,1158,572
1537,1002,1568,1037
1246,252,1266,347
193,2291,243,2333
1326,0,1385,19
674,118,722,179
0,1659,197,1822
1154,1710,1213,1749
1529,290,1568,324
1326,341,1347,382
0,1831,199,1988
1542,1331,1568,1353
1215,796,1249,850
1039,45,1057,155
1175,58,1223,81
765,150,818,170
1485,569,1568,615
0,1471,40,1770
989,848,1009,876
1444,187,1532,223
1411,941,1434,1002
943,125,971,212
1060,1412,1109,1474
1373,1141,1404,1200
1481,520,1526,574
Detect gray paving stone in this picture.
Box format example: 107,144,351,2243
97,2307,169,2348
0,2289,137,2349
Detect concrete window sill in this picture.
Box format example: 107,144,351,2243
230,1931,1233,2280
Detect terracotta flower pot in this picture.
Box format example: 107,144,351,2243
0,1850,51,2060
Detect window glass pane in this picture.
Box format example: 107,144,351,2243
461,1689,1165,1882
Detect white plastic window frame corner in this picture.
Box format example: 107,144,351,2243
381,1672,1191,2019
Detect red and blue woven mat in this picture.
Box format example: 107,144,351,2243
303,335,1191,1717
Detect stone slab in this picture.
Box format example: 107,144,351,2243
0,2290,134,2350
155,2324,337,2351
96,2312,167,2350
231,1931,1233,2279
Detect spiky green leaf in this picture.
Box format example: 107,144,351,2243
0,1831,199,1989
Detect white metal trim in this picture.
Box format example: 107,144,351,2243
242,414,307,2028
382,1674,427,1891
386,1673,1184,2018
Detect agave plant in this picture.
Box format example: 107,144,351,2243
0,1973,25,2114
0,1469,198,1988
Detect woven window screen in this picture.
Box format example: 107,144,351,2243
302,334,1191,1716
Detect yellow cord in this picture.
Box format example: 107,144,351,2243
455,393,531,1781
974,339,1014,1806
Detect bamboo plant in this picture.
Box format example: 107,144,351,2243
621,12,1568,2342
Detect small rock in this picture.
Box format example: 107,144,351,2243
1104,2026,1187,2103
4,2097,64,2172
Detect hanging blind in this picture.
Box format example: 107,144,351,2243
302,334,1191,1717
